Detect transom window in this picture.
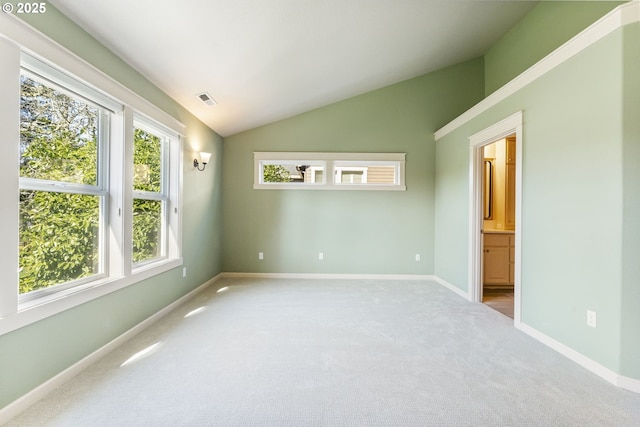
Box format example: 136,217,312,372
254,152,406,190
260,160,326,185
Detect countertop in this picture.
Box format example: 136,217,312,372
483,229,515,234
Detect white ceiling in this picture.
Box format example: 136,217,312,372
50,0,537,137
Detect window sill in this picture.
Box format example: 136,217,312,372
0,257,182,336
253,184,407,191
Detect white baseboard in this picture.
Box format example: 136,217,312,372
429,276,640,394
618,375,640,394
3,272,637,425
431,276,471,300
222,272,472,301
0,273,223,424
221,272,435,281
517,322,640,394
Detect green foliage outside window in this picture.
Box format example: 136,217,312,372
19,191,100,294
133,128,164,263
19,76,101,294
18,76,166,294
263,164,291,182
133,128,161,192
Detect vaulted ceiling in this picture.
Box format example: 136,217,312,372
50,0,537,136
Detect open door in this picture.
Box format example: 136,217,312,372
468,112,522,326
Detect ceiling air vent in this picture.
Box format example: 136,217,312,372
197,92,216,107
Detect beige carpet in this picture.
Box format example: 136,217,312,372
6,278,640,426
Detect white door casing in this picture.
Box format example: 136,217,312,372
468,111,523,325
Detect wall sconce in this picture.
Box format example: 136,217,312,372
193,152,212,172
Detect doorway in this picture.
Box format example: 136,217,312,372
481,137,515,318
468,112,522,325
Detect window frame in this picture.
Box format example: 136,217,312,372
132,118,171,267
335,166,368,184
0,24,185,336
257,158,327,187
254,152,406,191
18,61,112,302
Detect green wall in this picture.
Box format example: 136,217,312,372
435,25,634,375
3,0,636,412
0,6,224,408
620,22,640,379
222,59,484,275
484,1,624,96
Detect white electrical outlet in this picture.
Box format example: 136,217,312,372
182,267,187,278
415,254,421,261
587,310,597,328
258,252,264,260
319,252,324,260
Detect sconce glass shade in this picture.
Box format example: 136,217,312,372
200,152,212,164
194,151,212,171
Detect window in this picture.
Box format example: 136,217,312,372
254,152,406,190
19,63,110,298
0,46,184,334
133,122,169,264
334,161,399,186
335,166,367,184
260,160,326,186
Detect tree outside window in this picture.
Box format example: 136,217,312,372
19,75,102,294
133,127,166,264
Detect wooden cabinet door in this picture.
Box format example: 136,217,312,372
483,246,510,284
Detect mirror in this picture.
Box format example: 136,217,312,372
484,159,493,220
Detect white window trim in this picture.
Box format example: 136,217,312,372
305,166,323,183
18,67,112,304
21,53,121,113
132,116,174,266
0,12,185,135
254,152,406,191
0,16,185,336
258,159,327,186
335,166,367,184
